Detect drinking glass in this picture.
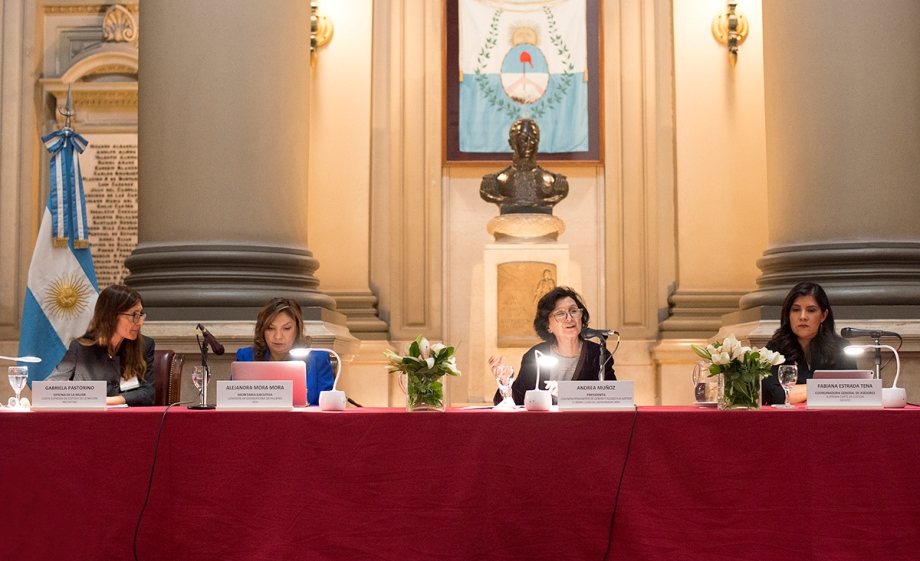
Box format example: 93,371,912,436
8,366,28,409
191,366,209,394
774,365,798,409
494,365,516,409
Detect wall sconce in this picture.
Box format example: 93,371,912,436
311,2,334,68
712,1,749,67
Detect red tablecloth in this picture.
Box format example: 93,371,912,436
2,406,919,560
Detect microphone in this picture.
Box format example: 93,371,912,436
581,327,619,339
840,327,901,339
196,324,225,355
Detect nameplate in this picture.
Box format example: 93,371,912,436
217,380,293,410
806,379,883,410
557,381,634,410
31,381,106,410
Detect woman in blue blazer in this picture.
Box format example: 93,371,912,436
235,297,334,406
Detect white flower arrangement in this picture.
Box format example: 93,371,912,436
691,334,785,409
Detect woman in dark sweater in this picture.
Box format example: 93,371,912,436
762,281,856,405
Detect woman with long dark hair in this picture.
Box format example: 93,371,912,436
490,286,615,406
762,281,856,405
48,284,155,406
235,297,334,406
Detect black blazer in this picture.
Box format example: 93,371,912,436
47,335,156,406
494,340,616,406
761,338,857,405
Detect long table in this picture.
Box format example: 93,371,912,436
2,406,919,560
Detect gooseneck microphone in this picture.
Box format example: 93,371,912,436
840,327,901,339
196,324,225,355
582,327,619,339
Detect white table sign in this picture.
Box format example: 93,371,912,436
558,380,634,410
31,381,107,410
217,380,293,410
806,379,883,410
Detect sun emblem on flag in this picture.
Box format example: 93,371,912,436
43,274,93,319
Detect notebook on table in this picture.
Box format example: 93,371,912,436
813,370,874,380
230,361,307,407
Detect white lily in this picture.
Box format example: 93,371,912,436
418,337,432,360
722,334,740,356
712,351,732,365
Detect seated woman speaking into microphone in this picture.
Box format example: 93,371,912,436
491,286,615,406
47,284,155,406
236,297,334,406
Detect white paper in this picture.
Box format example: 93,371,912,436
119,376,139,392
806,379,883,409
216,380,293,410
32,381,107,410
557,380,635,410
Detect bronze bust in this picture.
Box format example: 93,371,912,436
480,118,568,215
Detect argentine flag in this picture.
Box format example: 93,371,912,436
19,129,99,385
459,0,588,153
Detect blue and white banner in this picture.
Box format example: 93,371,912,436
459,0,588,153
19,131,98,385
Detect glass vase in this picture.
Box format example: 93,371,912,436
401,372,446,412
718,369,762,410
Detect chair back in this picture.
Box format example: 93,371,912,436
153,349,185,406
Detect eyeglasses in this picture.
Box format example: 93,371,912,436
550,308,583,322
119,311,147,324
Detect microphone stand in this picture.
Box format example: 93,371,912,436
874,335,882,379
188,334,215,410
594,333,610,381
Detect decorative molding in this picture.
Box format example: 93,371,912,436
82,64,137,76
61,50,138,81
380,0,443,340
44,4,139,15
604,0,676,339
741,241,920,309
659,290,745,339
326,291,390,339
124,242,337,318
102,5,138,43
42,81,138,126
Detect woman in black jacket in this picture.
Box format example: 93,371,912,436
762,281,856,405
47,284,155,406
491,286,615,406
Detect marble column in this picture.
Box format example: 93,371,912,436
728,0,920,403
125,0,335,320
740,0,920,309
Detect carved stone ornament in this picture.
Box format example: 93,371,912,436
103,4,138,43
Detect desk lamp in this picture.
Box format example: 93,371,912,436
525,350,557,411
845,344,907,408
290,347,345,410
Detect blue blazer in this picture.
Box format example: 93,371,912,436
235,347,335,406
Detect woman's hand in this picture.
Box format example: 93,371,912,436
788,384,808,404
488,356,505,374
106,395,127,406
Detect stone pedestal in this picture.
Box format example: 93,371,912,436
467,243,581,403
